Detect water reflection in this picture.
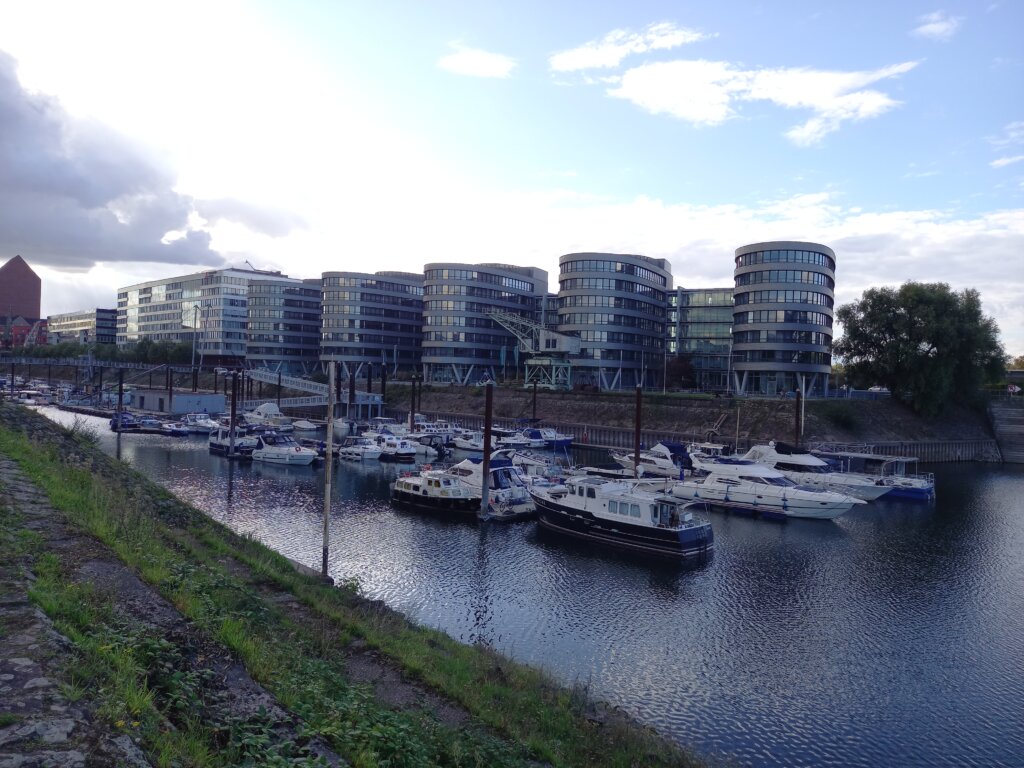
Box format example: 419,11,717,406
36,409,1024,768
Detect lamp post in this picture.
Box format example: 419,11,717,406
189,304,200,369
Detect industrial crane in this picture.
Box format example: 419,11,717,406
488,310,580,390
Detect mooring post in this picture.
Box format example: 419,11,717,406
97,367,104,398
532,381,538,421
117,368,124,416
381,365,387,405
480,381,494,519
229,373,238,456
166,366,173,415
633,383,643,478
192,366,198,393
795,388,803,447
322,361,336,580
348,371,356,434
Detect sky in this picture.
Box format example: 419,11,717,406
0,0,1022,354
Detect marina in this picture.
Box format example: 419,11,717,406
34,406,1024,768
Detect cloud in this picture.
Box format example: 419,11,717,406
911,10,964,41
607,59,918,144
991,155,1024,169
438,43,516,78
549,22,710,72
989,121,1024,148
195,199,307,238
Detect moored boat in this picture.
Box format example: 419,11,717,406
610,441,691,478
528,475,714,558
209,426,258,457
742,441,892,501
810,445,935,500
390,469,480,516
251,432,319,465
444,456,536,520
337,436,382,461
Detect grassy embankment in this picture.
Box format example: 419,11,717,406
0,407,702,768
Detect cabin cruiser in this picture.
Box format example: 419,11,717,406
528,475,713,558
411,433,450,460
337,436,383,461
493,449,575,490
180,413,220,434
741,441,892,501
610,441,692,478
291,419,318,431
209,427,259,456
109,411,141,432
444,456,536,520
251,432,319,465
452,431,492,452
494,431,540,449
390,469,480,516
675,457,865,520
243,403,294,432
810,445,935,501
374,435,418,462
365,417,409,437
522,427,575,449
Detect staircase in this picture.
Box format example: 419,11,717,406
990,400,1024,463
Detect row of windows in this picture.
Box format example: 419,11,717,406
735,249,835,270
422,315,510,328
672,307,734,323
248,309,321,321
324,319,421,334
559,313,664,332
423,284,537,304
734,310,833,327
559,277,666,300
735,270,834,289
423,332,518,345
559,295,666,315
322,291,423,308
323,305,422,321
248,285,321,297
733,330,832,346
247,322,321,333
575,330,662,346
560,260,668,286
247,297,321,309
247,335,321,346
734,350,832,365
735,290,834,308
673,290,733,307
607,500,642,518
323,277,424,294
422,300,509,313
424,269,535,293
246,347,319,357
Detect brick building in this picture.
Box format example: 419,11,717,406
0,255,42,321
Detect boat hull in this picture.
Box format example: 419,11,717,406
532,495,713,558
391,488,481,516
671,484,854,520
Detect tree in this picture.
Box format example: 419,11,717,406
1010,354,1024,370
835,283,1005,416
664,354,696,389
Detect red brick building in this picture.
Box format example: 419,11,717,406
0,255,42,321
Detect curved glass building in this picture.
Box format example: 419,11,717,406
421,263,547,385
732,241,835,396
246,277,322,374
557,253,671,390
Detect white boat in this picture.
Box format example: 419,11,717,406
521,427,575,449
809,445,935,501
291,419,318,431
251,432,319,465
180,412,220,434
444,456,536,520
610,441,692,478
741,441,892,501
391,469,481,516
337,436,382,461
494,431,539,449
366,416,409,437
674,457,865,520
493,449,576,489
453,431,492,452
410,433,450,460
374,435,418,462
529,475,713,558
244,403,294,432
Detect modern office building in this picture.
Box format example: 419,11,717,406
0,255,41,321
245,278,322,374
557,253,671,390
321,271,424,378
47,308,117,345
421,263,547,384
669,288,734,392
731,241,835,396
116,267,293,363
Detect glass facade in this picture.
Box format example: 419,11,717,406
668,288,734,392
732,241,835,397
321,271,424,378
47,308,117,345
246,278,322,374
557,253,671,390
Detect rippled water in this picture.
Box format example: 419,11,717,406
40,410,1024,767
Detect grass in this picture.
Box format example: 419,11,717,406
0,407,703,767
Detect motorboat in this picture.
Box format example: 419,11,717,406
390,469,480,516
452,431,492,452
411,433,450,460
444,456,536,520
366,417,409,437
160,422,189,437
610,441,692,478
742,441,892,501
522,427,575,449
180,413,219,434
209,427,258,457
337,436,383,461
291,419,318,431
494,431,539,449
109,411,141,432
674,457,866,520
251,432,319,465
493,449,576,490
374,435,418,462
244,403,294,432
528,475,713,558
810,445,935,501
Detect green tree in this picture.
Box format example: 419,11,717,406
835,282,1005,416
1010,354,1024,370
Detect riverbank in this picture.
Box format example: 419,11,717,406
0,402,702,768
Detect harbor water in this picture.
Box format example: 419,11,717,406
39,409,1024,767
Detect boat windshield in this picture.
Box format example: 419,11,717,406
763,476,797,487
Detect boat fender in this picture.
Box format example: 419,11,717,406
295,446,301,452
423,464,432,470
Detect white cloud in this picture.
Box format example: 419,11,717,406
991,155,1024,168
549,22,710,72
438,43,516,78
911,10,963,41
989,121,1024,148
607,59,918,144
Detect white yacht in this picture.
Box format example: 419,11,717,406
181,413,220,434
452,431,492,452
742,441,892,501
337,436,382,461
610,441,691,478
209,427,258,457
251,432,319,465
374,435,418,462
674,456,865,520
444,456,536,520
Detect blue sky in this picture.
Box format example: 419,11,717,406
0,1,1021,353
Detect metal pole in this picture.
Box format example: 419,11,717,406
348,371,356,434
322,361,335,580
480,381,493,519
408,377,416,432
192,366,198,393
633,383,642,478
229,373,237,456
277,371,282,408
97,367,104,398
381,365,387,404
532,381,537,421
117,368,124,415
795,387,802,447
47,363,51,387
167,366,173,415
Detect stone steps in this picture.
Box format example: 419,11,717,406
990,402,1024,463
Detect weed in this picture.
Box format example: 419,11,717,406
0,713,19,727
